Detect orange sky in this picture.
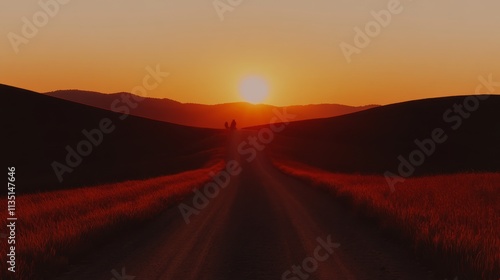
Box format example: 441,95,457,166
1,0,499,106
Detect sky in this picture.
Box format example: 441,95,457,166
1,0,499,106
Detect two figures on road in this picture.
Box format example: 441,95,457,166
224,119,237,130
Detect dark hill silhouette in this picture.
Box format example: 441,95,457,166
45,89,378,128
259,95,500,176
2,85,224,194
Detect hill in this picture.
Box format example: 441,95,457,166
45,90,378,128
263,95,500,176
2,85,224,193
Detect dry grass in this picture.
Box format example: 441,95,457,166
0,161,224,280
273,159,500,279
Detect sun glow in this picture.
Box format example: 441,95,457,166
239,76,269,104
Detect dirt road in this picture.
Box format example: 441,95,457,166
57,131,436,280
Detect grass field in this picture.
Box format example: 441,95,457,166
0,160,224,280
272,159,500,279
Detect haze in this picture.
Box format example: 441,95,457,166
1,0,499,106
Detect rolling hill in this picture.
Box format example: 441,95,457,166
5,83,499,193
2,84,225,193
45,89,378,128
263,94,500,176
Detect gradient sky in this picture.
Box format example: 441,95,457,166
1,0,499,106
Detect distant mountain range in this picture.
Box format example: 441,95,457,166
45,90,378,128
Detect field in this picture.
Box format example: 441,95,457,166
0,161,224,280
272,159,500,279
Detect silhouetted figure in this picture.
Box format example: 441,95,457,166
224,121,229,130
230,119,237,130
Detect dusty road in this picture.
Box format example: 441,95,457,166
57,131,436,280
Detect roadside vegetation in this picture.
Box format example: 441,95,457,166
273,159,500,279
0,161,224,280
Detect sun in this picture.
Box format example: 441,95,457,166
239,76,269,104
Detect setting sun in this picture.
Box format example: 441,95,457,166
239,76,269,104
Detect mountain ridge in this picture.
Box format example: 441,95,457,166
44,89,379,128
